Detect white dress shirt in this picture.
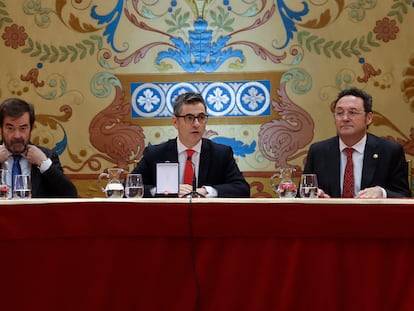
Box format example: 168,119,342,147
176,138,217,197
3,154,31,187
339,135,386,198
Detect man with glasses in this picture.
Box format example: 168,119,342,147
303,87,411,198
130,92,250,198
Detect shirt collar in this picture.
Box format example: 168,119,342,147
177,138,202,154
339,134,367,154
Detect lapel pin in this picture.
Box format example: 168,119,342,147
373,153,378,159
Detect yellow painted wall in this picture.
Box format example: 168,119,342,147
0,1,413,197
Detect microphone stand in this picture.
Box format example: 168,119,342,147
183,174,205,198
183,161,205,198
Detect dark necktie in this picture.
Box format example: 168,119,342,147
184,149,195,185
12,154,22,192
342,148,354,198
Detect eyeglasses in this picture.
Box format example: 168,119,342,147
333,110,364,120
175,113,208,124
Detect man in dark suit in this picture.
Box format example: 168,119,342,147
0,98,77,198
303,87,411,198
131,92,250,198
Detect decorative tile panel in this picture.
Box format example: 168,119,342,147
130,80,270,118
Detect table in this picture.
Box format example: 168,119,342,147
0,198,414,311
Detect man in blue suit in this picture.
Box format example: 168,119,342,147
131,92,250,198
303,87,411,198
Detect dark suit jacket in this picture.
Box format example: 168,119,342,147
30,146,78,198
131,138,250,198
303,133,411,198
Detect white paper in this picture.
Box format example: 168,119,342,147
156,162,179,195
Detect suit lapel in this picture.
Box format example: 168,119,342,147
198,139,210,186
329,137,342,197
361,134,378,188
166,139,179,162
30,166,39,197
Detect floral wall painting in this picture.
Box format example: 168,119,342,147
0,1,414,197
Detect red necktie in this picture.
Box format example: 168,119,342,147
184,149,195,185
342,148,354,198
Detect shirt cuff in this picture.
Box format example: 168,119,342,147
38,158,52,173
203,185,218,198
379,186,387,198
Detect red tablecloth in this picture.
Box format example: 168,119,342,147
0,198,413,311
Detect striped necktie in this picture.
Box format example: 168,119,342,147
342,148,354,198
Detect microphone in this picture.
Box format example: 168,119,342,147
183,160,205,198
192,171,197,193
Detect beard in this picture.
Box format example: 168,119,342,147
5,139,27,154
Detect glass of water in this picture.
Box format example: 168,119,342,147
13,174,32,199
299,174,318,198
0,169,10,199
124,174,144,198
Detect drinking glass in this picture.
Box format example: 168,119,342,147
299,174,318,198
0,169,10,199
13,174,32,199
124,174,144,198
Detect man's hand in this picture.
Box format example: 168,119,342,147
317,188,331,198
26,145,47,166
0,144,10,163
356,186,384,198
179,184,208,198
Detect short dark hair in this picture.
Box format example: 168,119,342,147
333,87,373,113
173,92,206,116
0,98,36,128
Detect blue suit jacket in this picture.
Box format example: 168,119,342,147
303,133,411,198
131,138,250,198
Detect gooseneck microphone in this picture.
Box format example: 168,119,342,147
192,172,197,194
183,160,205,198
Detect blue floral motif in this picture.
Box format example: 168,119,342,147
91,0,309,72
91,0,126,53
130,83,165,118
207,88,231,112
130,80,270,117
138,89,161,112
211,137,256,158
237,81,270,116
157,18,244,72
242,87,265,110
53,130,68,156
276,0,309,49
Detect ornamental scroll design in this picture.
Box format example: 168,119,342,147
259,82,314,169
88,86,145,171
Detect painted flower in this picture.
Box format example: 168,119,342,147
2,24,28,49
137,89,160,112
242,87,265,110
373,17,399,43
207,87,230,111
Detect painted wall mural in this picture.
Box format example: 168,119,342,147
0,0,413,197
